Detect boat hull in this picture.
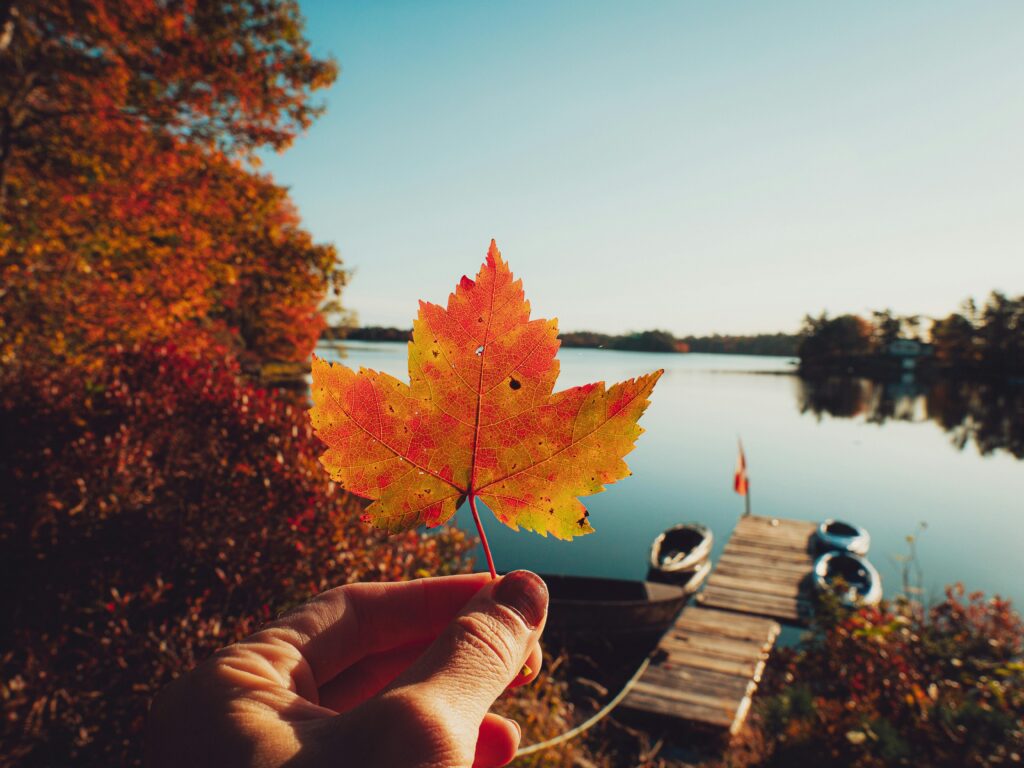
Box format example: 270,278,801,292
649,523,714,574
813,551,883,607
647,557,712,594
815,519,870,556
538,574,688,639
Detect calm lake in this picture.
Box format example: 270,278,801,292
315,341,1024,608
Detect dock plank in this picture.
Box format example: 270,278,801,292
701,515,818,625
705,573,806,598
722,543,814,564
622,605,780,735
660,632,770,662
714,560,814,578
623,689,736,728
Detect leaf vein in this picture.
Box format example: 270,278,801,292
476,381,650,493
323,385,462,493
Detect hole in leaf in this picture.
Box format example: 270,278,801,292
475,345,484,356
509,378,521,390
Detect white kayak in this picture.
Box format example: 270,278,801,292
815,518,870,556
813,550,883,607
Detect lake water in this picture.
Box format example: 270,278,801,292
315,341,1024,608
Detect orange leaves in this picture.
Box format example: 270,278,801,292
1,0,341,372
310,241,662,546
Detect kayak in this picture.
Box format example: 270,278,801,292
648,523,713,576
813,551,883,607
815,519,870,556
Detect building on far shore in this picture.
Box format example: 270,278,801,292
887,339,934,371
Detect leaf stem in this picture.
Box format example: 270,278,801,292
468,492,497,579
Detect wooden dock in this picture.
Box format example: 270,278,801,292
621,515,818,735
698,515,817,623
621,606,780,734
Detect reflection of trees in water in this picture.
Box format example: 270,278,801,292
796,376,1024,459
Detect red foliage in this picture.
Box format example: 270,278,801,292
0,346,473,766
757,588,1024,767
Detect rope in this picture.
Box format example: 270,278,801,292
513,655,651,757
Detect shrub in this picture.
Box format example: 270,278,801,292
0,345,473,766
755,587,1024,767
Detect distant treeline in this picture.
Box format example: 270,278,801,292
324,326,799,356
323,326,411,342
559,330,799,355
678,333,799,356
798,292,1024,377
558,330,683,353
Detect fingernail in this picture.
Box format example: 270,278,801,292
510,718,522,740
493,570,548,629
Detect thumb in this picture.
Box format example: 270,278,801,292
388,570,548,726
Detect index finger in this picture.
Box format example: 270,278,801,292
254,572,492,687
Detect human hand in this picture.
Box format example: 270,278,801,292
146,570,548,768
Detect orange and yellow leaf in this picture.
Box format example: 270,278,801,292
310,241,661,541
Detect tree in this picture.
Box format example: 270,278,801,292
0,0,337,207
798,312,874,362
0,0,342,371
871,309,903,350
931,312,978,365
978,292,1024,372
928,293,1024,374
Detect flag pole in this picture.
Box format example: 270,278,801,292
736,436,752,517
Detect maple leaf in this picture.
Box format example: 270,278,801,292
310,241,662,574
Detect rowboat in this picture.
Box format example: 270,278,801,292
815,519,870,555
648,523,713,578
812,551,883,607
538,574,688,639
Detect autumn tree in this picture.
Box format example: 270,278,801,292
798,312,874,362
0,0,335,200
0,6,467,765
0,0,341,370
931,311,978,365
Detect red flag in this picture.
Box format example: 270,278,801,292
734,440,749,496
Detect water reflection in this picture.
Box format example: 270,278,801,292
797,376,1024,459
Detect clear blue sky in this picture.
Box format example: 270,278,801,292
262,0,1024,336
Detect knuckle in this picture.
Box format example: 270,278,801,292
452,612,520,679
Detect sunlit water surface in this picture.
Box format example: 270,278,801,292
315,341,1023,607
